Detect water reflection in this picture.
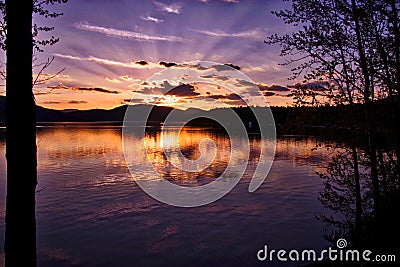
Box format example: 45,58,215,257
143,127,232,186
316,142,400,255
0,126,336,266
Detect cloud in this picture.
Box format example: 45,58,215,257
76,87,120,94
124,98,145,104
200,74,230,81
55,55,234,74
120,75,142,83
135,60,149,66
242,64,283,73
197,93,241,101
138,80,176,95
140,15,164,23
34,90,61,95
159,61,177,68
288,81,330,91
268,85,290,91
224,63,240,70
68,100,89,104
235,79,255,88
293,81,330,90
75,21,185,42
196,93,246,105
56,54,242,77
46,85,70,90
210,64,241,71
33,73,72,81
138,80,199,97
198,0,239,2
192,28,262,39
154,1,182,14
42,101,61,104
120,75,134,82
257,83,290,92
274,93,292,97
179,63,209,71
54,53,161,70
105,77,122,83
263,92,275,97
212,93,241,100
42,100,88,104
165,84,200,97
47,84,120,94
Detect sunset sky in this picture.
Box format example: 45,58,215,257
2,0,299,110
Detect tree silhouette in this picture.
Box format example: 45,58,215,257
266,0,400,231
1,1,67,266
4,1,36,265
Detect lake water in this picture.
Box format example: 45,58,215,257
0,126,335,266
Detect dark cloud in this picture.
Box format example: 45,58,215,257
42,100,88,104
42,101,61,104
220,93,241,100
135,60,149,66
263,92,275,97
289,81,329,90
34,91,61,96
166,83,200,97
181,63,209,70
209,63,241,71
139,80,199,97
197,93,242,101
68,100,88,104
47,85,120,94
200,74,230,81
212,93,246,105
47,85,70,90
235,79,255,87
257,83,290,92
269,85,290,91
77,87,120,94
159,61,177,68
224,63,240,70
124,98,144,104
138,80,174,94
274,93,292,97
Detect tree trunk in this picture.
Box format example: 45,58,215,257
351,0,381,217
4,1,37,267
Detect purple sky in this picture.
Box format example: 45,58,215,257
4,0,299,109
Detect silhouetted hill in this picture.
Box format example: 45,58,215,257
0,97,201,124
0,95,396,136
61,105,127,122
37,106,69,122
